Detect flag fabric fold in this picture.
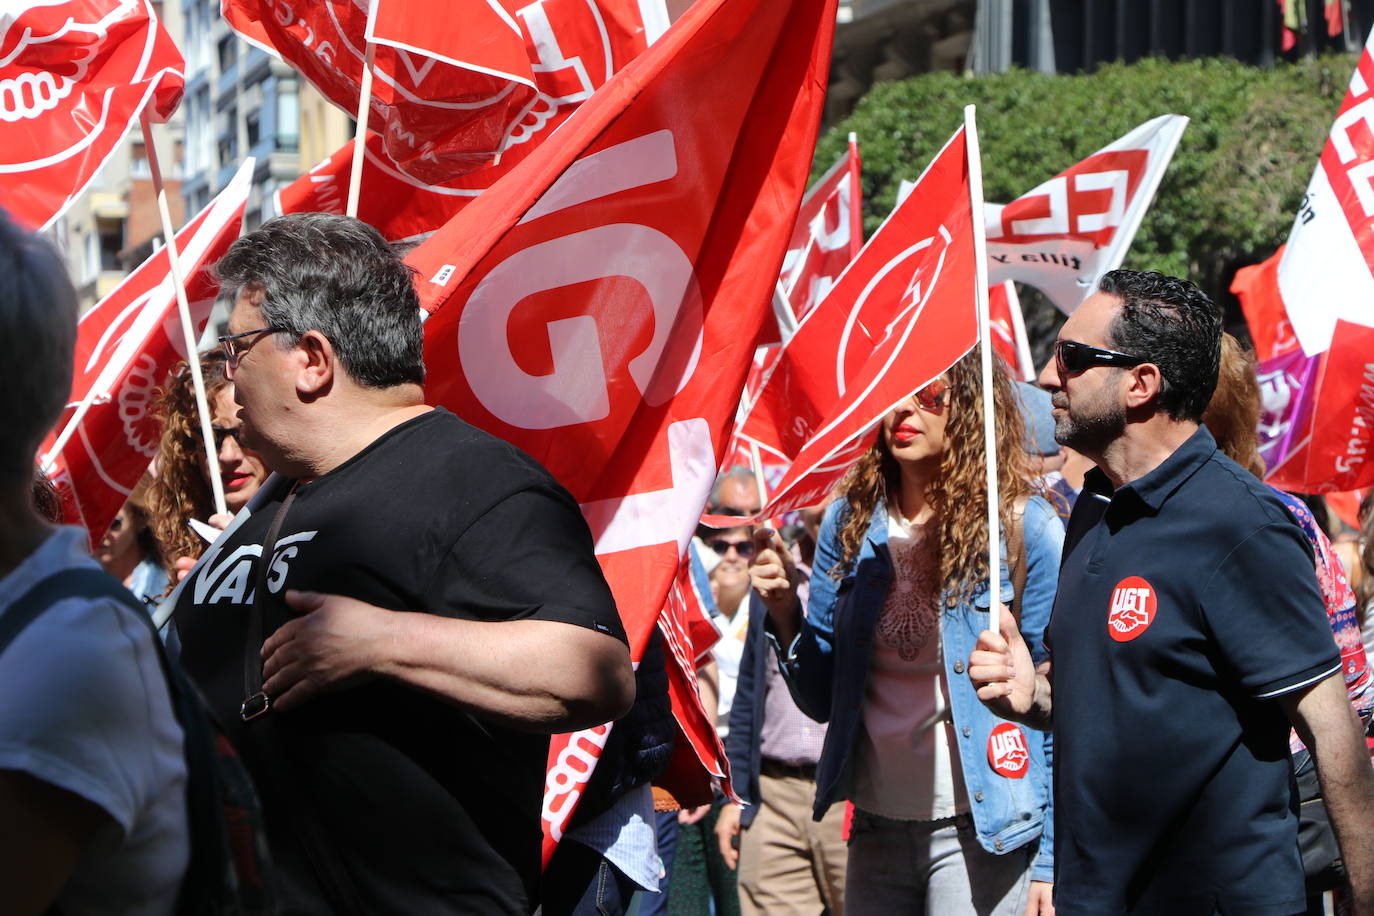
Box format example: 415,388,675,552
732,124,980,522
402,0,837,859
0,0,184,230
226,0,663,185
985,114,1187,315
40,160,255,546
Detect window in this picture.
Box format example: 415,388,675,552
275,77,299,152
246,109,260,147
217,34,237,73
97,217,123,272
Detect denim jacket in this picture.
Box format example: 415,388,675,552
770,494,1063,883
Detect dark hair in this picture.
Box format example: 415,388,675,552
0,209,78,483
215,212,425,388
1097,269,1221,422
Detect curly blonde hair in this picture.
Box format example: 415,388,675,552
146,351,230,577
1202,334,1266,478
832,350,1040,605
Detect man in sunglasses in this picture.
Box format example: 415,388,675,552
163,213,634,915
969,269,1374,914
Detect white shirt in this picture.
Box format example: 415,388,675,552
0,528,188,915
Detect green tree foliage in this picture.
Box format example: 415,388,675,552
814,55,1356,350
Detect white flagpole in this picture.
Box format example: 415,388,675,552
748,442,769,507
141,115,228,517
772,281,799,343
965,104,1001,638
346,41,378,217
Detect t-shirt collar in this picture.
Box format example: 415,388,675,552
1082,424,1217,512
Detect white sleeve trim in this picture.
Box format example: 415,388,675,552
1253,662,1341,699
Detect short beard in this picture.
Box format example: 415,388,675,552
1054,392,1126,455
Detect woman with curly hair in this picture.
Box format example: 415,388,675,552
749,351,1061,916
147,350,269,575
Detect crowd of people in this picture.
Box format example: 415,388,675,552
4,206,1374,916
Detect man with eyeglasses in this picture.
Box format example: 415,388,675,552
968,269,1374,915
162,212,634,915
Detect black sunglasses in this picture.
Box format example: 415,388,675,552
211,425,241,451
1054,339,1147,374
707,538,756,559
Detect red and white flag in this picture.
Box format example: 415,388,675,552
40,160,254,546
227,0,664,185
780,137,863,323
733,123,980,521
1231,246,1300,362
403,0,836,859
1238,27,1374,493
989,280,1035,381
0,0,184,230
985,114,1188,314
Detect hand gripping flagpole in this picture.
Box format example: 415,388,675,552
141,114,228,517
965,104,1002,639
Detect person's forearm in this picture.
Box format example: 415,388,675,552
374,613,634,733
1313,715,1374,909
764,597,802,653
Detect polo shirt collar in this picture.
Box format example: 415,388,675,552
1082,423,1216,512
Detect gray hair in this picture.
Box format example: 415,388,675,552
0,210,77,484
215,212,425,388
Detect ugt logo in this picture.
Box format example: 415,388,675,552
987,722,1029,779
1107,575,1157,642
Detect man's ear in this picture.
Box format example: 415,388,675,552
295,330,335,397
1124,362,1163,410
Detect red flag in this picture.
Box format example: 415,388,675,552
733,124,979,520
39,161,254,546
0,0,184,230
779,138,863,323
1232,246,1301,362
227,0,662,185
985,115,1187,314
988,280,1035,381
404,0,836,857
1266,321,1374,494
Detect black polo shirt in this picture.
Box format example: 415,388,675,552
1047,426,1339,916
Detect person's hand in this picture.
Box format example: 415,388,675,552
173,555,197,583
1024,880,1055,916
714,804,742,870
260,590,391,712
678,803,711,825
749,528,800,622
967,606,1037,718
207,513,233,531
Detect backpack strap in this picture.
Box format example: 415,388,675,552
0,568,146,659
1006,496,1030,626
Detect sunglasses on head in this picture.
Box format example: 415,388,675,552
707,538,756,559
911,380,949,412
1054,339,1147,374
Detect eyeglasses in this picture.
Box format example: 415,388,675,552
219,326,288,368
911,380,949,413
1053,339,1147,375
211,425,241,451
707,538,756,559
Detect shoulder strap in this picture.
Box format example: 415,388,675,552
1007,496,1029,626
0,567,147,659
236,487,366,916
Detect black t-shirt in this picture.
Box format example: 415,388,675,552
174,408,625,915
1047,426,1339,916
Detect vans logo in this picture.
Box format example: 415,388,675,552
987,723,1029,779
1107,576,1156,642
192,531,319,606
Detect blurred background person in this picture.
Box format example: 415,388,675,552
95,477,167,607
147,349,269,576
751,351,1060,916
